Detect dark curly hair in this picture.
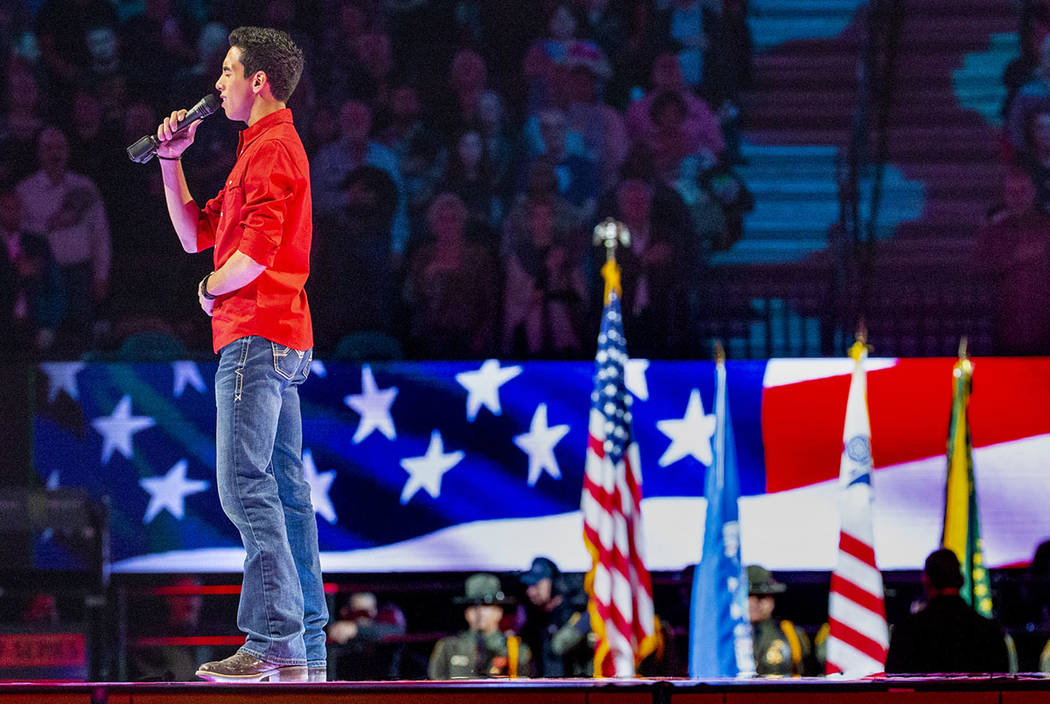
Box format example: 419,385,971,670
228,26,304,103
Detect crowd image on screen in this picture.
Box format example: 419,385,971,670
0,0,759,361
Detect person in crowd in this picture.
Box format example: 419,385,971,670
523,3,611,114
975,167,1050,354
17,125,110,353
428,573,532,679
502,197,587,357
562,45,628,191
1003,4,1050,121
311,164,399,351
476,89,516,203
746,565,814,677
525,107,599,222
402,192,498,359
594,177,692,357
34,0,118,95
0,60,47,184
315,0,382,107
152,26,327,683
1007,34,1050,157
885,548,1011,674
442,48,490,136
518,556,592,677
328,591,407,680
312,99,410,259
379,84,448,239
625,52,724,160
2,219,65,354
444,128,501,233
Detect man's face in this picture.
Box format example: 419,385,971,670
525,577,553,607
465,604,503,633
216,46,255,123
748,594,775,624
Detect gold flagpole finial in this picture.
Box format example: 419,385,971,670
849,318,871,361
714,339,726,365
594,218,630,303
958,336,969,360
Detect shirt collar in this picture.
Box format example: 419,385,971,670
237,108,293,156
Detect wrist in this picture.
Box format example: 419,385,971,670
157,154,181,162
199,272,217,300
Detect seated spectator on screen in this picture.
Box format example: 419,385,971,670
975,167,1050,355
501,198,587,358
403,193,498,359
884,548,1010,674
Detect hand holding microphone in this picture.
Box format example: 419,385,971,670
126,94,221,163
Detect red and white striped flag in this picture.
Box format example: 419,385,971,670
825,339,889,676
581,267,657,677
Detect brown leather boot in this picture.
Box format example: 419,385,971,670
195,652,308,683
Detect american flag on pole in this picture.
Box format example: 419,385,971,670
825,338,889,676
581,259,657,677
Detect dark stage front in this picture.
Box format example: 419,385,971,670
1,677,1049,704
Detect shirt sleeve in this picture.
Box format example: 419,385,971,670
237,142,298,267
197,192,221,252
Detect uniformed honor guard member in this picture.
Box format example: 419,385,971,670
748,565,814,677
428,574,533,679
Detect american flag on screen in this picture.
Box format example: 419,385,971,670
581,281,657,677
825,340,889,676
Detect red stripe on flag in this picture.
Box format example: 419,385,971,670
828,617,888,664
830,574,886,618
838,531,877,567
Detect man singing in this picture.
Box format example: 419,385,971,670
153,26,327,683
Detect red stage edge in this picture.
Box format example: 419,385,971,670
0,676,1049,704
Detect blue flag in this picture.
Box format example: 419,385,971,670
688,359,755,678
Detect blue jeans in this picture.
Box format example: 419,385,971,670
215,335,328,668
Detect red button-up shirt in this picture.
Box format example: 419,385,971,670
197,108,313,353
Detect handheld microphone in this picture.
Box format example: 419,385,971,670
126,94,222,164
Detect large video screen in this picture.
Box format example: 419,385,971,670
32,357,1050,574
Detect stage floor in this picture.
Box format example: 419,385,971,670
1,676,1049,704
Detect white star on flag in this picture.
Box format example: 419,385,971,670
399,430,464,504
344,365,399,443
514,403,570,487
40,362,86,403
311,360,327,378
656,388,716,467
625,358,650,401
91,395,156,464
172,361,206,397
139,459,209,524
302,449,338,523
455,359,522,422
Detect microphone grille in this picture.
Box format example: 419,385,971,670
199,93,221,116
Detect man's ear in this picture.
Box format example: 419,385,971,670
252,70,267,95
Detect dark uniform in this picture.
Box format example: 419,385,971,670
519,557,593,677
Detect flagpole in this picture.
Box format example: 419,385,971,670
583,218,657,678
